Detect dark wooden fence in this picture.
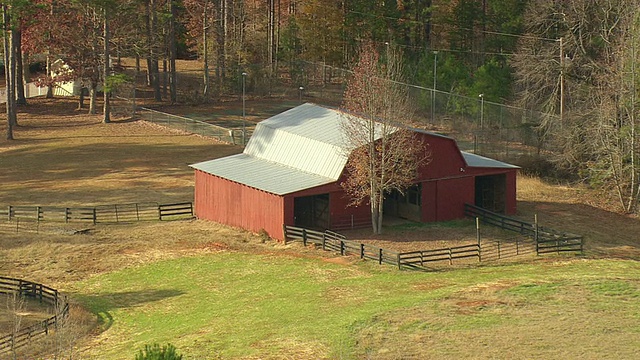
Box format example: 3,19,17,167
399,244,480,269
284,225,490,270
0,202,193,232
0,277,69,354
284,226,400,266
464,203,583,255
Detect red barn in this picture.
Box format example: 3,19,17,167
191,104,518,240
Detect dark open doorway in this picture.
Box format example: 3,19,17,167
384,183,422,222
294,194,330,229
475,174,506,213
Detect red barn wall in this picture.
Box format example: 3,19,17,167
417,133,467,181
194,170,285,239
422,176,475,222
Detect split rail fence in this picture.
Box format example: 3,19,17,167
284,225,488,270
0,202,193,233
0,277,69,354
285,205,583,271
464,204,584,254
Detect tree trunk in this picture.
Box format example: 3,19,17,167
169,0,177,104
45,55,53,98
89,83,97,114
14,28,26,106
151,0,161,101
203,1,210,100
3,5,14,140
103,10,111,124
78,87,85,109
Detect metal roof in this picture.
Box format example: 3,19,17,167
191,104,360,195
462,152,520,169
190,154,336,195
243,103,351,179
190,103,519,196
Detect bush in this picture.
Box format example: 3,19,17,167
135,343,183,360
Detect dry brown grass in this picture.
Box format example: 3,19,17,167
0,97,241,205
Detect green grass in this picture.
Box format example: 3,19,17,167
71,254,640,359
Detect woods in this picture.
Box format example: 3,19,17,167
3,0,640,214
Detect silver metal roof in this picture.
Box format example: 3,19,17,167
190,104,519,196
191,104,360,195
462,152,520,169
190,154,336,195
243,103,351,179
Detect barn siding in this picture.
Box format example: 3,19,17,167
417,133,467,180
421,176,475,222
194,170,285,240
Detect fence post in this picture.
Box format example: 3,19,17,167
534,214,539,255
360,243,365,259
302,229,307,246
36,206,42,223
449,248,453,265
379,248,383,265
135,203,140,221
65,208,70,223
92,208,97,225
322,233,326,250
8,205,12,221
282,225,287,244
476,217,481,260
340,241,345,256
397,253,401,270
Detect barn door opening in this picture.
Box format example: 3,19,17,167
475,174,506,213
294,194,329,230
384,183,421,222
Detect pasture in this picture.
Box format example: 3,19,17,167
1,98,640,359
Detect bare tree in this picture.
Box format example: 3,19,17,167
512,0,640,214
341,41,431,234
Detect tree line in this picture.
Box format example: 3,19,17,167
3,0,640,215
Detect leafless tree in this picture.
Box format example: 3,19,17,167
341,41,431,234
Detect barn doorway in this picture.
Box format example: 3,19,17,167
294,194,330,230
475,174,506,213
384,183,422,222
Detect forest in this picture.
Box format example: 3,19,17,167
3,0,640,215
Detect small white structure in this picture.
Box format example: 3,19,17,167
50,59,82,96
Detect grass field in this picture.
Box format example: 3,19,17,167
66,254,640,359
1,97,640,359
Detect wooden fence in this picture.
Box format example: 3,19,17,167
284,226,400,266
464,203,584,255
0,202,193,231
283,225,499,270
399,244,480,269
0,277,69,354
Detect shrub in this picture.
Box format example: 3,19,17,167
135,343,183,360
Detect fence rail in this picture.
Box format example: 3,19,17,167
464,203,584,255
283,226,400,266
399,244,480,268
0,202,193,233
0,277,69,354
284,225,492,270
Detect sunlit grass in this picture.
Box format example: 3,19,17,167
72,255,640,359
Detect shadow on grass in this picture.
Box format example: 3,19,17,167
73,289,185,330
